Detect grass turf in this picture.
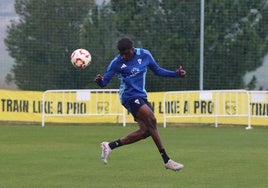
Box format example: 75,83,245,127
0,124,267,188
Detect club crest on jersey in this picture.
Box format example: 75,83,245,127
137,58,142,64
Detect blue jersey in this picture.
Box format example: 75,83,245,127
97,48,181,104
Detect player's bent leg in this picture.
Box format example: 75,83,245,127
101,142,112,164
136,104,184,172
136,104,164,150
120,125,151,145
101,122,150,165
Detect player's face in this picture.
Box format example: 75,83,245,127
119,48,134,61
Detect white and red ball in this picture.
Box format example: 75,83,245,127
71,49,91,69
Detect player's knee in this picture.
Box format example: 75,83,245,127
139,125,151,138
141,129,151,139
147,116,157,129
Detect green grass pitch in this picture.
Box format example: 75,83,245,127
0,124,268,188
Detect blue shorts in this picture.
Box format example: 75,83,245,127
122,98,153,121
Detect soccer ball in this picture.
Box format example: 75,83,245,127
71,49,91,69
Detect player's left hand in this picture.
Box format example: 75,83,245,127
176,65,186,78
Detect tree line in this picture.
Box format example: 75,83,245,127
5,0,268,91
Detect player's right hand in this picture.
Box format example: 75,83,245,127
95,74,104,83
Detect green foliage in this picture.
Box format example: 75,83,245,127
5,0,94,90
4,0,268,91
100,0,267,91
83,0,201,91
204,0,265,89
80,3,120,89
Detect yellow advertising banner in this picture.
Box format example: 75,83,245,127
0,89,43,122
41,90,124,124
0,89,267,126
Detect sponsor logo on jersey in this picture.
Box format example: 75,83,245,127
130,68,140,77
121,63,127,69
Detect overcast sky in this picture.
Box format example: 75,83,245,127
0,0,17,76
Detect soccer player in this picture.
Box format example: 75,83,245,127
95,37,186,171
